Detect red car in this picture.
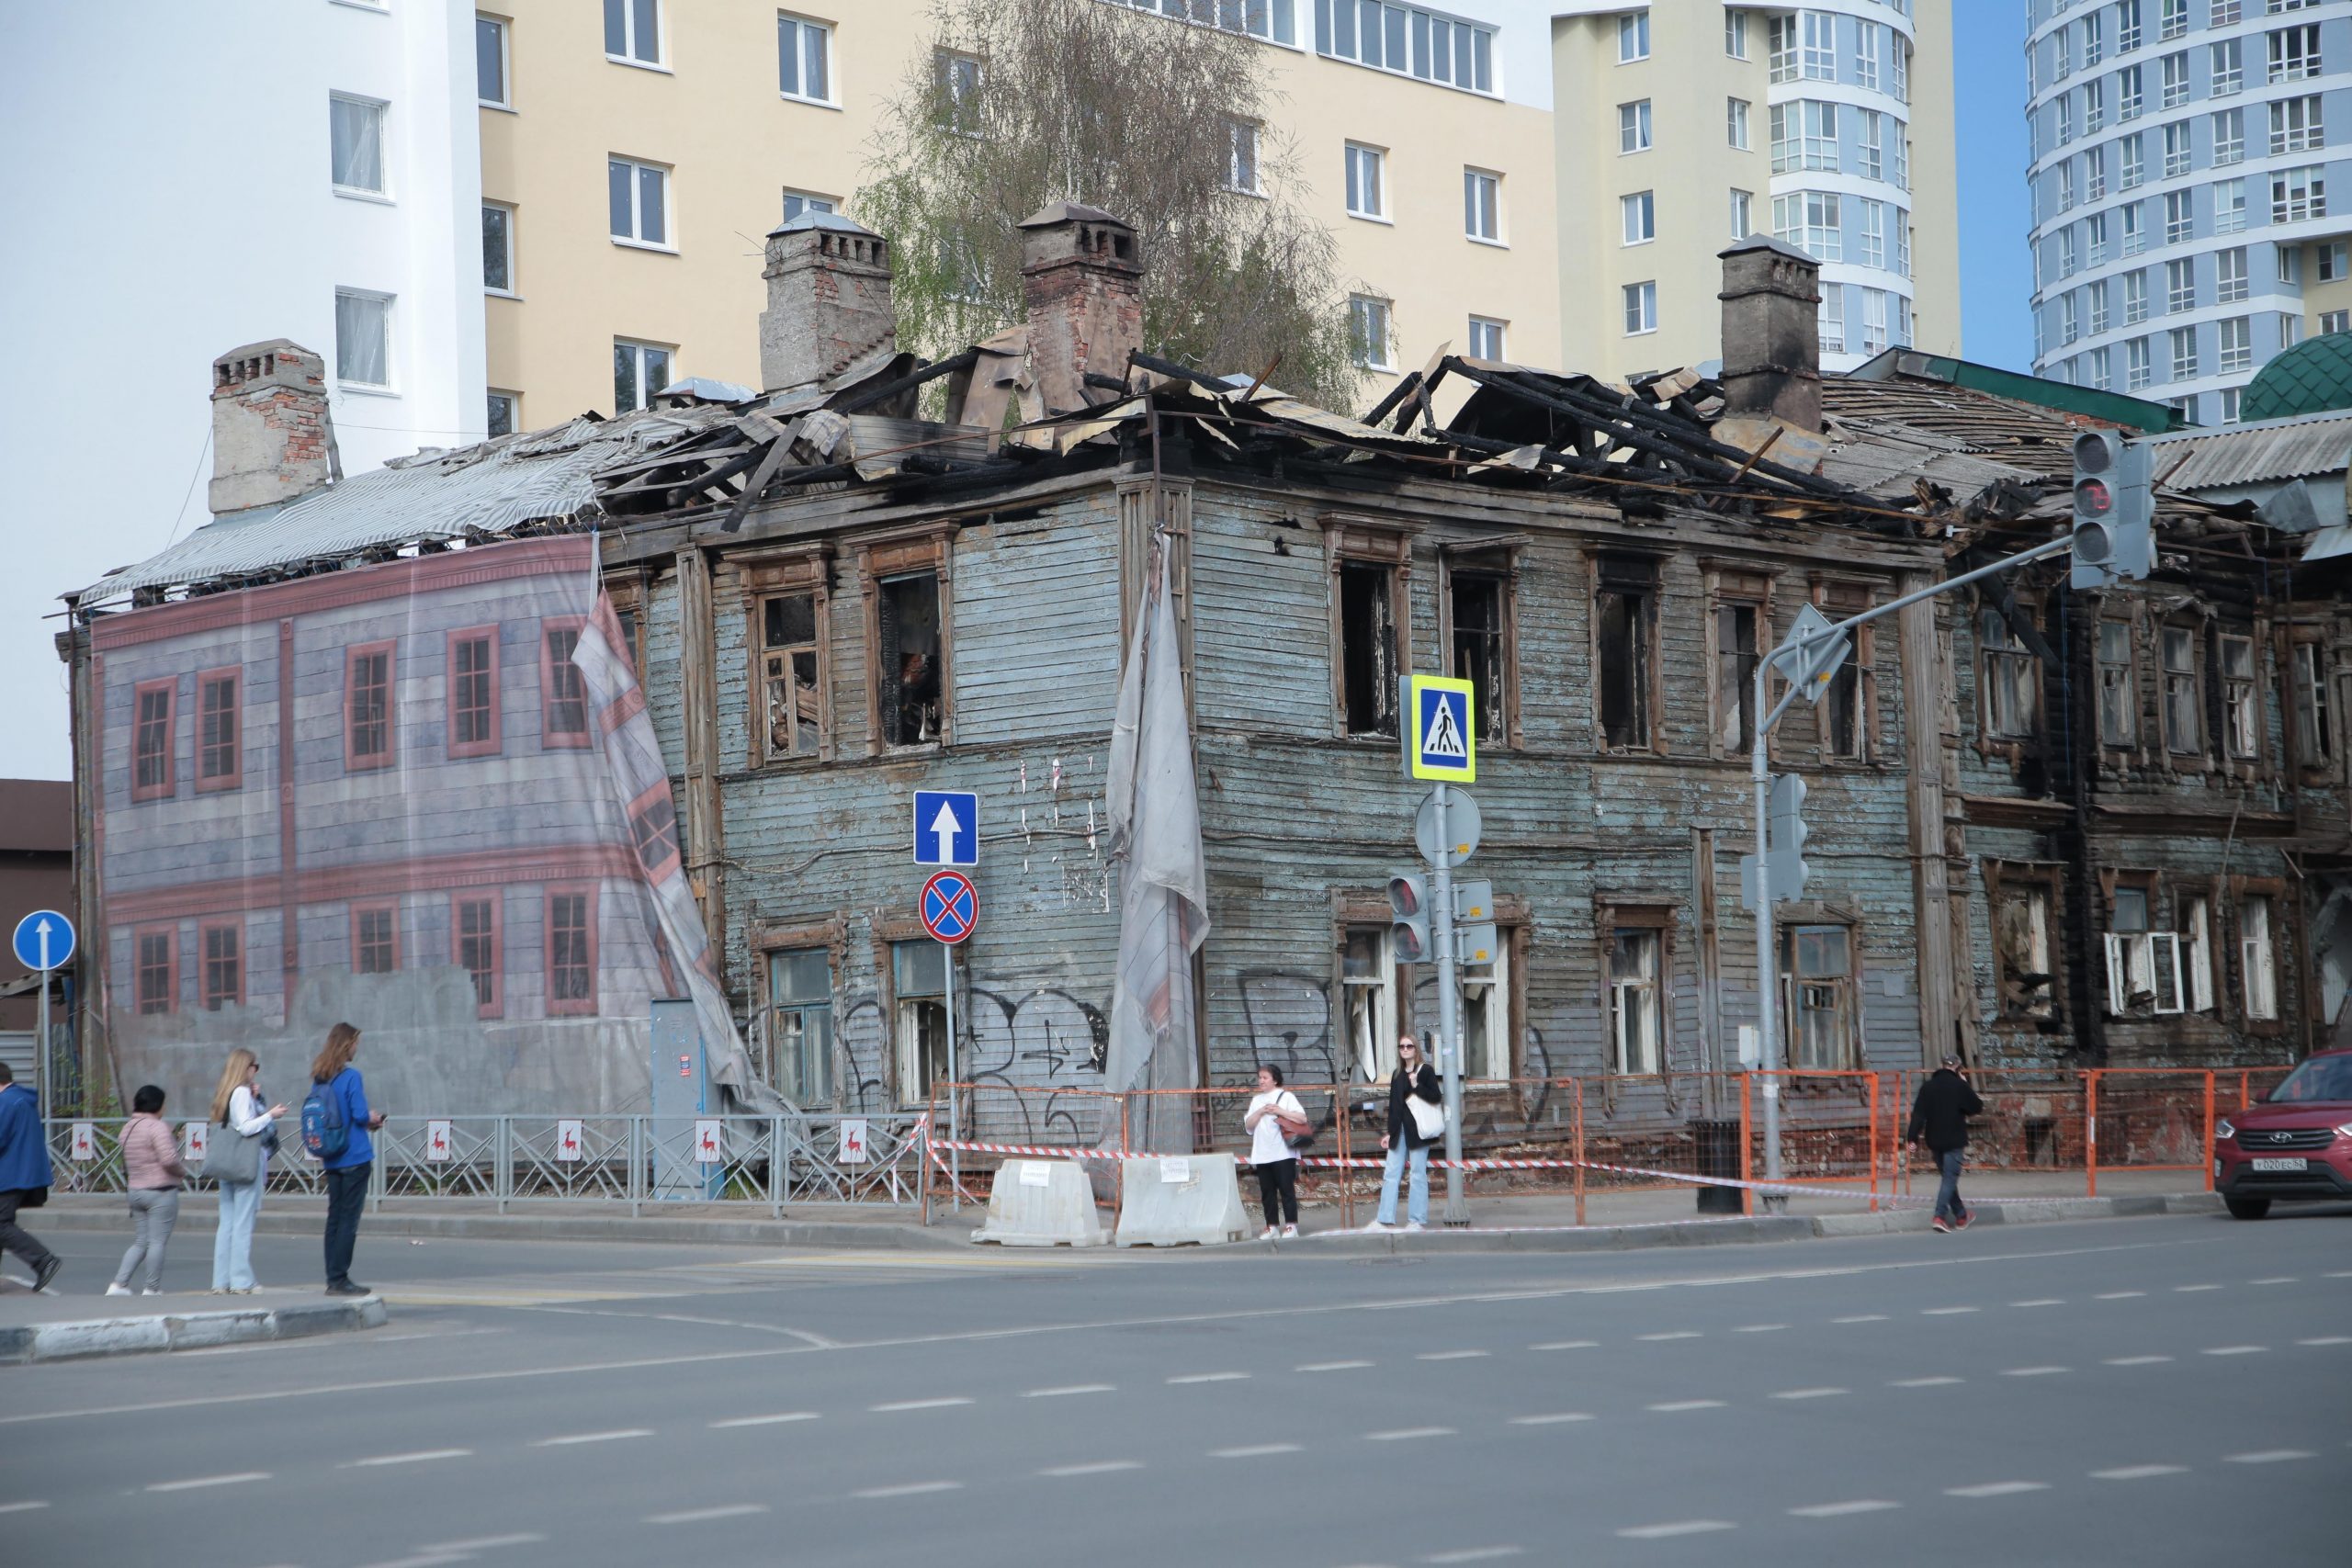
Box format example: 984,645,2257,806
2214,1048,2352,1219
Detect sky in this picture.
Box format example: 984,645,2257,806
0,9,2034,786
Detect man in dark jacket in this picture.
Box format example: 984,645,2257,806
0,1060,60,1292
1905,1055,1986,1233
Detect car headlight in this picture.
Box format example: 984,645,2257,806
2336,1122,2352,1139
2216,1118,2235,1142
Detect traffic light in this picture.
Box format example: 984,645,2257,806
1453,880,1498,966
2069,430,2154,591
1767,773,1811,903
1387,873,1431,964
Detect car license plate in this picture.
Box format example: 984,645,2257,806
2250,1157,2307,1172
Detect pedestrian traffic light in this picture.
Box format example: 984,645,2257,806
2069,430,2155,591
1767,773,1811,903
1387,873,1431,964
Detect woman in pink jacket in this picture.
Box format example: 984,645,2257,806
107,1085,185,1297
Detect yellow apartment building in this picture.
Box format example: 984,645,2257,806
471,1,1956,433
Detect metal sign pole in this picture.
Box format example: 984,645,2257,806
1751,659,1782,1210
944,941,959,1206
1433,782,1467,1225
35,967,50,1116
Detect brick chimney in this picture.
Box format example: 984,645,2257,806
1717,235,1824,436
1017,202,1143,415
759,211,896,391
209,340,340,515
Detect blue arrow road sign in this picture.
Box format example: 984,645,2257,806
921,870,978,945
912,790,978,866
12,909,74,973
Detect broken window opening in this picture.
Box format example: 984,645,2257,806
2097,619,2136,748
1458,935,1511,1079
1981,609,2038,740
1716,602,1759,754
2161,626,2201,754
2103,885,2184,1018
1341,925,1400,1083
877,571,944,748
1597,558,1656,751
1782,924,1855,1068
1825,653,1863,759
1339,560,1398,738
1449,569,1508,744
2220,633,2258,759
1996,882,2057,1020
892,939,951,1101
2290,639,2334,764
762,592,823,759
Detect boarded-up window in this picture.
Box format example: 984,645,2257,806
1340,560,1399,737
878,572,944,748
1597,557,1656,751
1449,569,1508,744
762,592,823,758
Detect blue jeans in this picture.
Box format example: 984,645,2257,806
1376,1144,1430,1226
212,1177,263,1291
1934,1147,1968,1224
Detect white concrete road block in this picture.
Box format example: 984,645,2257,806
1115,1153,1250,1247
972,1159,1107,1247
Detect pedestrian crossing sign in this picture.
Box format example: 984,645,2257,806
1404,674,1476,782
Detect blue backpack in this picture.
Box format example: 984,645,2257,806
300,1077,348,1160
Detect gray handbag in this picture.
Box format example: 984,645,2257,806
206,1120,263,1185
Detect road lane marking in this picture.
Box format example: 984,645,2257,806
1945,1483,2050,1498
1424,1549,1525,1563
1298,1360,1374,1371
1618,1521,1735,1539
710,1413,819,1427
2224,1450,2315,1463
2096,1291,2146,1299
1532,1340,1598,1350
1922,1306,1978,1315
0,1502,49,1515
1367,1427,1457,1440
1509,1413,1595,1425
1891,1377,1962,1387
1168,1372,1250,1384
1770,1388,1848,1400
353,1554,472,1568
2093,1466,2188,1480
342,1450,472,1468
1734,1324,1789,1333
1832,1314,1888,1324
418,1538,546,1553
2012,1299,2065,1307
2174,1284,2222,1292
2250,1277,2297,1285
2104,1356,2174,1366
2202,1347,2267,1357
533,1429,650,1446
147,1473,270,1492
1637,1332,1702,1341
870,1398,972,1413
2001,1367,2070,1377
1647,1401,1726,1413
1023,1385,1114,1398
2298,1337,2352,1346
646,1505,768,1525
1419,1349,1491,1360
1788,1500,1901,1517
1039,1461,1142,1477
2327,1270,2352,1280
851,1481,962,1498
1212,1444,1302,1458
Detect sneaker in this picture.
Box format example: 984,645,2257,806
1362,1220,1395,1233
106,1282,134,1297
1954,1210,1973,1230
1931,1216,1952,1234
325,1281,370,1297
1261,1226,1279,1241
1282,1224,1299,1239
1403,1221,1427,1233
140,1289,163,1297
32,1258,61,1294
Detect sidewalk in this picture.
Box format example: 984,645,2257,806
0,1274,385,1366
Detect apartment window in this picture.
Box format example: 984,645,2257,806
2120,0,2143,51
329,94,386,196
447,627,500,759
1341,925,1400,1081
1622,279,1657,335
482,202,514,294
1982,610,2040,739
1856,19,1881,89
767,947,835,1106
1768,13,1798,82
547,887,597,1016
607,156,669,247
1595,556,1657,751
2090,276,2111,331
1729,187,1754,240
346,643,394,770
874,567,945,749
201,921,243,1012
2290,639,2335,764
2267,24,2320,82
2085,11,2105,66
353,904,399,976
1317,2,1490,92
2161,0,2189,38
1226,119,1261,195
455,895,501,1018
935,51,983,134
2270,95,2324,154
1608,929,1662,1075
891,939,949,1101
781,189,838,223
2167,255,2197,311
2324,240,2351,280
2059,93,2075,146
759,589,824,761
1348,294,1393,369
2219,245,2249,302
1713,594,1761,754
197,669,240,790
2211,108,2245,167
2160,51,2189,107
2220,633,2260,758
1770,99,1839,174
2212,314,2255,375
131,679,174,801
604,0,662,65
2219,385,2243,423
487,391,518,437
1818,280,1847,355
1784,926,1857,1069
2098,620,2137,746
2130,334,2154,389
2171,322,2199,378
2211,36,2243,96
2327,309,2352,334
1465,315,1506,360
2061,231,2079,285
2181,894,2215,1013
1344,143,1385,220
135,930,175,1017
2163,120,2192,180
2126,269,2151,323
1464,169,1501,242
541,620,591,748
2121,132,2145,189
1995,879,2058,1020
612,338,672,413
2086,144,2108,200
1772,190,1843,261
2086,77,2107,133
1800,9,1835,77
1897,219,1912,279
2212,0,2243,20
1727,96,1752,150
1618,12,1649,62
476,14,510,107
2162,625,2205,751
334,289,390,388
2086,215,2109,270
2165,188,2194,245
1621,190,1655,245
2273,164,2326,222
2239,895,2278,1020
777,12,831,104
2285,245,2308,285
1725,10,1748,59
2106,886,2186,1016
2090,344,2113,388
2119,62,2143,118
1620,100,1653,154
1858,109,1884,180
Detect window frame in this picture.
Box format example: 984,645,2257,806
1593,553,1661,755
1324,516,1415,742
1623,279,1657,336
1464,315,1507,361
612,337,673,414
604,0,665,69
607,154,673,251
1619,100,1653,156
334,288,394,390
1985,863,2062,1022
539,616,592,750
130,675,176,803
882,929,954,1107
762,934,840,1108
454,891,503,1020
199,917,244,1013
482,201,517,297
1617,11,1650,63
743,549,833,766
1979,605,2041,744
1781,920,1860,1069
446,625,503,761
1620,189,1656,247
328,91,390,200
2096,616,2138,750
1225,118,1262,197
190,666,241,794
487,389,519,438
1464,166,1502,243
1705,568,1771,761
476,12,512,108
2219,631,2261,762
2160,622,2205,756
133,926,177,1017
351,901,401,977
1339,916,1403,1084
2285,629,2336,769
544,883,600,1018
345,640,397,773
1348,293,1394,370
857,529,956,755
1438,539,1521,750
1601,907,1671,1076
1727,96,1751,152
1344,141,1388,221
776,10,835,106
2235,888,2282,1024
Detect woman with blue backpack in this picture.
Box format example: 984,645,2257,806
303,1023,383,1297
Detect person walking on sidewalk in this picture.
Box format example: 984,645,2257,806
1242,1064,1308,1240
1365,1035,1443,1233
1905,1054,1986,1234
0,1060,60,1293
109,1086,186,1296
208,1049,287,1294
309,1023,384,1297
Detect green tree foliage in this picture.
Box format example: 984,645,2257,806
857,0,1363,412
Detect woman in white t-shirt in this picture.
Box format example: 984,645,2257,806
1241,1065,1307,1240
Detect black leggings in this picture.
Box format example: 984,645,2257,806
1255,1158,1298,1226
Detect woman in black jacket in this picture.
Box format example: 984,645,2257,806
1367,1034,1444,1231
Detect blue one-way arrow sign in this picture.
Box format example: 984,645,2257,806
12,909,75,973
911,791,978,867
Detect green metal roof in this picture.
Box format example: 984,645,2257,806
2241,332,2352,423
1845,349,2180,433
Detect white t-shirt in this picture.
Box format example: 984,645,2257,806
1246,1089,1305,1166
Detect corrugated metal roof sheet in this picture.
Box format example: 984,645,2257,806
2143,410,2352,490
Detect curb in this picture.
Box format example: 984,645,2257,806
0,1295,387,1366
28,1203,973,1254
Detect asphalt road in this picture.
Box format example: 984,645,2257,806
2,1210,2346,1568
